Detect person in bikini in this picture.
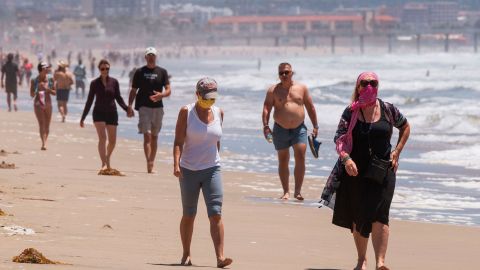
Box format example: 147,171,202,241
30,61,55,150
262,62,319,200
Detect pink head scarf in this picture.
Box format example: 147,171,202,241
336,72,379,158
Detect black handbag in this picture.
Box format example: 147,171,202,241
364,154,391,184
360,109,391,185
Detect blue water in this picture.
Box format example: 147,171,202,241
5,53,480,226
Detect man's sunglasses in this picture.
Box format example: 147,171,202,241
279,71,291,76
359,80,378,88
100,67,110,71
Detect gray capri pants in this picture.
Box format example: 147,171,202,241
179,166,223,217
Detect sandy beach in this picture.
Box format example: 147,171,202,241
0,110,479,270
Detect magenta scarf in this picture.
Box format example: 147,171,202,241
336,72,379,158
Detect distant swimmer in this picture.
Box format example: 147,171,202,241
426,70,430,77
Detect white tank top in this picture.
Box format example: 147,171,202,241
180,103,222,171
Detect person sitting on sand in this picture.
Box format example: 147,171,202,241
262,62,319,200
30,61,55,150
173,77,232,268
80,59,128,172
321,72,410,270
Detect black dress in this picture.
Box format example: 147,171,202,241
332,104,396,238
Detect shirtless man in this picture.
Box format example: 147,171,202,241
262,63,319,200
54,60,74,122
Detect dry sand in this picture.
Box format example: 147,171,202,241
0,111,479,269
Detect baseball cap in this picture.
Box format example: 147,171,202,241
145,47,157,56
196,77,218,99
37,61,51,72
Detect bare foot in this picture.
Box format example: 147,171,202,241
147,161,154,173
279,192,290,200
377,266,390,270
14,104,18,112
180,255,192,266
294,193,304,201
217,257,233,268
40,146,47,151
62,116,66,123
354,259,367,270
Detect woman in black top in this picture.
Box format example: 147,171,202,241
80,59,128,172
327,72,410,270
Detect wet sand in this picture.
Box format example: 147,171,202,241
0,111,479,269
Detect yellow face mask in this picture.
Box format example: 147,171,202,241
197,96,215,109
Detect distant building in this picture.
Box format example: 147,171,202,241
428,1,459,27
458,11,480,27
402,1,460,29
208,14,397,36
93,0,161,18
57,17,106,39
159,4,233,29
402,3,429,29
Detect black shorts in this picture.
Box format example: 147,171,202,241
5,85,17,98
92,110,118,126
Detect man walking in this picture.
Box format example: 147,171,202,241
128,47,171,173
1,53,20,112
54,60,74,122
262,63,319,200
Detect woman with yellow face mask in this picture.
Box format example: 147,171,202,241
173,77,232,268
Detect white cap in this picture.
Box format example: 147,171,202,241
145,47,157,56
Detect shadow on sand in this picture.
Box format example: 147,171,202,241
305,268,344,270
147,263,212,268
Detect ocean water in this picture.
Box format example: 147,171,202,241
7,52,480,226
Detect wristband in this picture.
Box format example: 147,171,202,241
313,125,319,129
341,155,351,165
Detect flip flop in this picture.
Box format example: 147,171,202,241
308,134,321,159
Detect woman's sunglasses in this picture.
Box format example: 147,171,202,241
279,71,291,76
359,80,378,88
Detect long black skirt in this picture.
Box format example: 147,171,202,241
332,168,396,238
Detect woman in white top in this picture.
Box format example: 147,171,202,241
173,77,232,268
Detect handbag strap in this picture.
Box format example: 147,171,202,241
360,108,374,155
